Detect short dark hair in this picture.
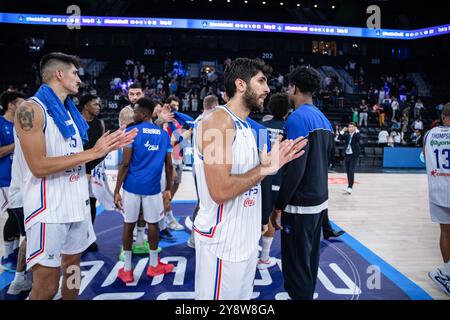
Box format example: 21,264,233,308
165,95,180,105
1,91,26,111
40,52,80,82
268,93,289,119
224,58,272,99
135,97,155,115
288,66,321,95
128,82,143,90
79,94,99,109
442,102,450,119
348,122,355,126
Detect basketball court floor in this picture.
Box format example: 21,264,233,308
1,170,449,300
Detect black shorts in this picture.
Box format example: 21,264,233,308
10,207,25,237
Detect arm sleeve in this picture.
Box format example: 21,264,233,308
274,116,310,211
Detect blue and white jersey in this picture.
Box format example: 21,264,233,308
123,121,173,196
424,126,450,207
0,116,14,187
18,97,90,230
193,105,261,262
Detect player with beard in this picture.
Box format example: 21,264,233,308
193,58,308,300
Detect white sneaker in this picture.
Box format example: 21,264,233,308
167,220,185,231
257,257,277,270
187,235,195,249
7,276,32,295
429,268,450,296
53,288,62,300
346,188,353,194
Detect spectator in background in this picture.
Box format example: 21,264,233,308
181,93,190,112
169,79,178,95
435,102,444,119
391,97,399,122
412,117,424,131
373,102,385,127
414,99,425,119
337,123,361,194
359,99,369,127
378,127,389,148
412,130,423,147
191,92,199,112
391,129,401,146
378,86,386,104
352,106,358,126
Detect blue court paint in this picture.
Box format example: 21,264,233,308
0,201,434,300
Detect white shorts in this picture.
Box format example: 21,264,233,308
194,237,258,300
0,187,9,212
430,202,450,224
123,190,164,224
26,219,96,271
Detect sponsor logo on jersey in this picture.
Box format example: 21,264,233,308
69,173,80,182
431,169,450,177
430,139,450,147
244,197,256,207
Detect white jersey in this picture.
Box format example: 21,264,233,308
8,128,24,209
18,97,90,230
424,126,450,207
193,105,261,262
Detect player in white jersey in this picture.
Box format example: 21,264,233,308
193,58,308,300
6,126,33,295
187,95,219,249
15,52,137,300
424,102,450,296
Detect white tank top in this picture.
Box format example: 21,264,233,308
193,105,261,262
7,128,24,209
19,97,90,230
424,126,450,207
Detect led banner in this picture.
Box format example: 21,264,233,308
0,12,449,40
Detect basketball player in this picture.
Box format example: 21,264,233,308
164,96,195,231
14,52,137,300
117,83,149,253
114,97,174,283
424,102,450,296
271,66,334,300
0,91,25,272
258,93,291,269
187,95,219,249
193,58,307,300
81,94,105,252
7,118,32,294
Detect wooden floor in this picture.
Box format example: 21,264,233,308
1,171,449,300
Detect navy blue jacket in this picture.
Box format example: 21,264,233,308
275,104,334,211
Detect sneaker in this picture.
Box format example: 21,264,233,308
119,245,161,261
146,261,174,277
1,254,17,273
132,240,149,255
428,268,450,296
52,288,62,300
159,229,176,242
118,267,134,283
346,187,353,194
167,219,185,231
187,235,195,249
257,257,277,270
7,275,32,295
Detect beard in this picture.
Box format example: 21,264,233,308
243,86,265,112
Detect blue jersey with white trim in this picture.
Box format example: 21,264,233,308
123,121,172,196
275,104,334,214
0,116,14,187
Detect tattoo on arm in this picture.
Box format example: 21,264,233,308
17,105,34,131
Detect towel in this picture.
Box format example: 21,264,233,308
34,84,89,143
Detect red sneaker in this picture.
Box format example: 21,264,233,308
118,267,134,283
146,261,174,277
